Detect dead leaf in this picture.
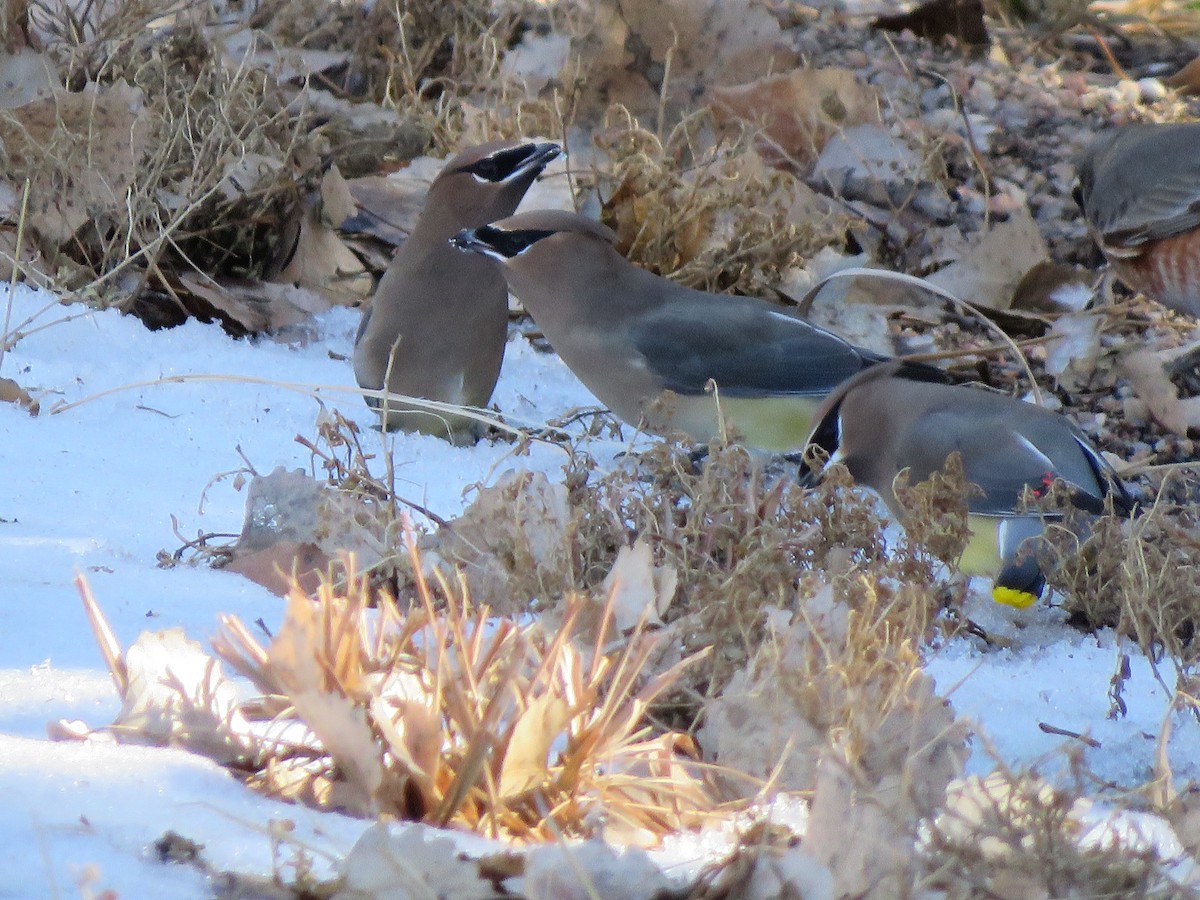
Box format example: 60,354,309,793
497,694,572,799
0,48,58,109
337,823,500,900
109,628,254,765
926,206,1049,311
422,471,573,613
711,68,881,170
1165,55,1200,95
1044,312,1101,382
268,192,372,306
222,540,331,597
269,591,385,814
370,676,442,801
178,272,332,334
572,0,800,117
318,163,358,228
874,0,989,45
1121,349,1200,435
1162,786,1200,859
601,539,676,633
811,123,925,206
0,81,149,245
523,839,676,900
210,151,282,204
343,174,424,247
0,375,38,414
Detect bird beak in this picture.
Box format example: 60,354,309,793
450,227,499,259
511,142,562,180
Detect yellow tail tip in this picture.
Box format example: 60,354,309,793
993,585,1038,609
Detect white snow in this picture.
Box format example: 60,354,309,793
2,281,1198,894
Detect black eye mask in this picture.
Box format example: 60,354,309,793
462,144,538,183
458,225,556,258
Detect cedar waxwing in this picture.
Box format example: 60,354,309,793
353,139,561,441
449,209,891,451
802,362,1135,607
1075,122,1200,317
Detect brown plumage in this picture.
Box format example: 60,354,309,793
451,209,889,452
803,362,1134,606
1076,122,1200,316
352,140,560,441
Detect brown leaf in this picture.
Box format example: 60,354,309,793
422,471,573,613
318,163,358,229
710,68,881,170
0,48,58,109
497,694,572,799
222,540,331,597
177,272,331,335
571,0,799,117
0,375,38,415
926,205,1049,311
601,539,676,633
874,0,989,45
1121,349,1200,435
269,193,372,306
342,174,423,247
1165,55,1200,95
0,81,149,245
268,592,385,813
339,823,499,899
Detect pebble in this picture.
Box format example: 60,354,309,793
1137,78,1168,104
1111,80,1142,106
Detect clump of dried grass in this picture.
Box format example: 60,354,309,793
595,108,849,292
924,769,1191,897
1042,495,1200,676
2,13,317,299
890,451,976,579
81,545,717,844
699,573,965,896
419,437,963,727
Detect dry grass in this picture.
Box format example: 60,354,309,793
595,107,851,293
418,436,966,732
4,12,316,301
1043,494,1200,678
924,769,1194,897
82,544,719,843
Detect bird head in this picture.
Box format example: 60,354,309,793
431,140,562,227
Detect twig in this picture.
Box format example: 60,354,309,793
796,266,1044,405
1037,721,1101,748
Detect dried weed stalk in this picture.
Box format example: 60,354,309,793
208,546,716,842
924,769,1192,897
1043,493,1200,678
3,15,318,298
595,107,847,292
423,439,961,722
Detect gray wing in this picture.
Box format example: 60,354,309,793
903,400,1130,516
629,297,880,398
1082,125,1200,246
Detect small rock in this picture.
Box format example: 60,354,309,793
1111,79,1142,106
1137,77,1167,104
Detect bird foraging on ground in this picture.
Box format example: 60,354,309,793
1075,122,1200,317
801,361,1135,607
451,209,893,452
353,140,561,442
